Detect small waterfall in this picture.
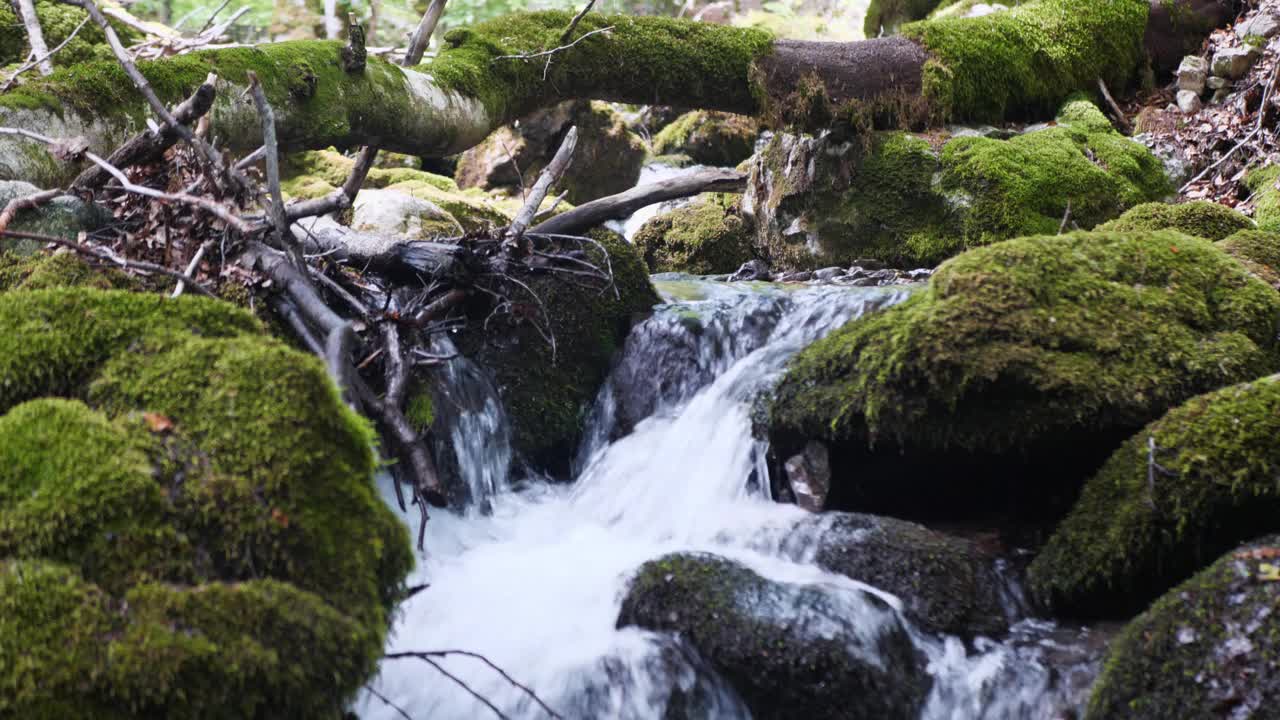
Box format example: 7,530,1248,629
359,280,1107,719
428,335,512,509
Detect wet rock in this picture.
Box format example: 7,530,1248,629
618,552,931,720
350,189,459,241
852,258,888,270
1085,535,1280,720
729,258,771,282
776,270,812,282
1176,89,1203,114
455,101,645,204
1211,47,1255,80
813,266,845,282
651,110,760,168
1236,13,1280,39
632,200,754,275
1029,377,1280,618
789,513,1008,637
1176,55,1208,94
769,230,1280,530
783,441,830,511
905,268,933,281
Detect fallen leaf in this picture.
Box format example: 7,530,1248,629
143,412,174,433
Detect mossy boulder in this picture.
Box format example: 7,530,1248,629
632,199,754,274
451,229,658,473
650,111,759,167
1028,377,1280,618
1220,229,1280,287
1097,200,1254,241
1247,164,1280,232
0,0,143,68
797,513,1006,636
454,100,646,204
0,181,110,253
1085,535,1280,720
0,286,413,717
745,99,1171,270
768,230,1280,527
617,552,931,720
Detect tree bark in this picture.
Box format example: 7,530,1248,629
0,0,1235,187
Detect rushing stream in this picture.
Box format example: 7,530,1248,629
356,279,1108,720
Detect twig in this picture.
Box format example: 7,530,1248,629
1,16,88,90
1,229,215,296
493,26,614,81
364,684,414,720
197,0,232,34
378,648,560,712
417,656,510,720
246,71,297,263
506,127,577,246
1058,200,1072,235
171,240,212,298
285,146,379,221
16,0,55,76
403,0,448,67
1096,78,1132,135
531,167,745,235
1182,57,1280,193
559,0,597,43
0,188,59,235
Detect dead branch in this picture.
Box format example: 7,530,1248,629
1,16,88,90
531,167,746,236
171,240,212,298
16,0,55,76
1,228,216,297
285,146,379,221
0,189,60,235
559,0,597,44
1182,55,1280,193
383,650,563,719
493,26,615,81
342,13,368,73
363,684,414,720
506,126,578,247
72,73,219,192
1096,78,1132,135
246,71,296,263
404,0,448,66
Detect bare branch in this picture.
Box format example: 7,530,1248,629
1,15,88,90
506,126,577,246
403,0,447,67
531,167,746,236
1,229,215,297
1095,78,1132,135
363,684,414,720
384,650,563,719
0,188,60,235
559,0,597,44
171,240,212,298
285,146,379,221
16,0,55,76
246,71,297,263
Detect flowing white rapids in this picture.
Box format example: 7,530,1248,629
356,279,1107,720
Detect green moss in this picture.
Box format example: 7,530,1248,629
453,229,658,471
0,250,135,293
1246,164,1280,232
905,0,1150,122
0,1,142,69
1086,535,1280,720
1219,229,1280,287
0,287,413,717
651,110,759,167
937,98,1173,243
771,229,1280,455
633,200,755,274
1029,377,1280,618
405,383,435,433
1097,200,1254,240
429,12,775,124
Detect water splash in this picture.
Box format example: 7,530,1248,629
358,280,1106,719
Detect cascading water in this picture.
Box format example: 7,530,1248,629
357,279,1108,720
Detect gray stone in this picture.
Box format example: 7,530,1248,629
1177,55,1209,94
813,266,845,281
1211,47,1256,80
784,441,831,512
1206,75,1228,90
351,189,460,242
1177,89,1204,114
1212,88,1232,104
851,257,888,270
729,258,771,282
0,181,110,254
1237,13,1280,39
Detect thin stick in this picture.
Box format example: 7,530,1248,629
1182,59,1280,193
559,0,597,43
363,684,414,720
403,0,447,67
171,240,212,298
417,656,511,720
1,229,216,296
506,126,577,245
493,26,614,82
384,650,562,719
1096,78,1132,135
16,0,55,76
246,71,297,261
197,0,232,34
0,189,59,234
1058,200,1072,235
1,16,88,90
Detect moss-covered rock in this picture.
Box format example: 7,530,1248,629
0,181,110,253
451,229,658,473
0,286,413,717
746,99,1171,269
1246,163,1280,231
1220,229,1280,287
1028,377,1280,618
617,552,931,720
798,513,1006,636
768,230,1280,526
1085,535,1280,720
0,0,143,68
454,100,646,204
650,111,759,167
0,250,135,293
1097,200,1254,241
632,198,754,274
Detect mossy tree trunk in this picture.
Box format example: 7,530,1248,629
0,0,1237,187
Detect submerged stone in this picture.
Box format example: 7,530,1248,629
1029,377,1280,618
618,552,930,720
1085,535,1280,720
768,230,1280,527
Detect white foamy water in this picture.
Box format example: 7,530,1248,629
356,280,1104,720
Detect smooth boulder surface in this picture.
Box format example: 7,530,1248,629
769,230,1280,526
618,552,931,720
1029,376,1280,618
1086,535,1280,720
